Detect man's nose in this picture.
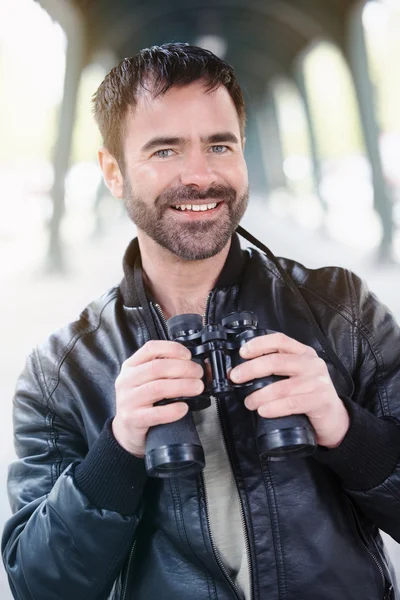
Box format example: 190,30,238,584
179,150,216,188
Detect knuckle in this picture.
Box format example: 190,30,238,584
287,396,299,412
145,340,159,355
116,362,130,382
181,360,194,377
274,332,287,345
118,360,128,374
115,384,130,406
151,405,165,424
177,361,194,380
182,379,199,396
114,373,123,390
133,410,145,428
148,379,163,398
274,378,290,397
270,353,284,370
118,407,130,425
149,359,162,379
315,357,327,371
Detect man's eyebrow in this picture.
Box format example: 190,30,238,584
141,132,240,153
141,137,186,153
202,132,240,145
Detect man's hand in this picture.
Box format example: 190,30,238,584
229,332,350,448
112,340,204,457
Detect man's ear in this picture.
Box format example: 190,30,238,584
242,136,246,152
98,147,124,199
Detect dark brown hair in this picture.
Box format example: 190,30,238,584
92,42,246,169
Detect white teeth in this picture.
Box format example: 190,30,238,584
173,202,218,211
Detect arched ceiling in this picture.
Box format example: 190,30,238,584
36,0,363,98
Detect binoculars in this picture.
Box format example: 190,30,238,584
145,311,317,478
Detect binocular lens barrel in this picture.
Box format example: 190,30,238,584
145,412,205,478
256,417,316,460
167,313,203,340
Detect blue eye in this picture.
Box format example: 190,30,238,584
155,149,174,158
211,145,228,153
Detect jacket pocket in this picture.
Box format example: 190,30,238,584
343,494,391,598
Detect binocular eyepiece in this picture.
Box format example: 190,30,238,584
144,311,317,478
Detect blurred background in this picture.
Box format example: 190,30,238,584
1,0,400,596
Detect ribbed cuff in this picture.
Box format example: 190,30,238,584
74,418,148,515
315,397,400,491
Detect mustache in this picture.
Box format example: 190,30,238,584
157,185,237,206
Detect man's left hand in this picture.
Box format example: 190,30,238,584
229,332,350,449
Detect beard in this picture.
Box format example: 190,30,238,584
123,180,249,261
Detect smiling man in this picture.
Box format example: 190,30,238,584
3,43,400,600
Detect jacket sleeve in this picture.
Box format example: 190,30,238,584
315,273,400,543
2,350,148,600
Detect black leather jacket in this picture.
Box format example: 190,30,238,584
3,228,400,600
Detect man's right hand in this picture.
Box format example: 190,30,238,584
112,340,204,457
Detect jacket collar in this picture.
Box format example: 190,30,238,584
120,232,247,308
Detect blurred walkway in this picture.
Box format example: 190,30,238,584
1,197,400,597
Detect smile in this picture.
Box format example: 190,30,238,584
171,202,220,212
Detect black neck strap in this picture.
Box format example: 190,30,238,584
236,225,355,398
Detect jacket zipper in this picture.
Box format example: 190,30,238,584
200,468,244,600
154,292,213,332
121,540,137,600
153,303,169,333
202,292,213,325
344,495,386,593
202,294,254,600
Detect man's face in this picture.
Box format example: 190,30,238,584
121,80,249,260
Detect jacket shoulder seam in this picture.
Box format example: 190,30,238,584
298,281,389,414
40,291,119,407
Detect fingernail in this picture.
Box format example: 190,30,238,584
230,367,241,382
258,405,269,417
240,345,249,357
196,380,204,393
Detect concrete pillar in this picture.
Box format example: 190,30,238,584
41,0,85,272
345,4,393,260
245,106,269,197
293,62,326,211
256,87,287,194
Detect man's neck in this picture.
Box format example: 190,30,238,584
138,234,231,320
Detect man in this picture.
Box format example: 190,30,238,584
2,42,400,600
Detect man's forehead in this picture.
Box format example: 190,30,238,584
130,81,234,116
124,82,240,138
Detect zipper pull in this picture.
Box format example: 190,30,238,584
384,584,393,599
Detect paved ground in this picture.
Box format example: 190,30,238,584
1,197,400,597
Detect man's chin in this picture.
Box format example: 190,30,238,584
169,244,226,261
158,233,230,261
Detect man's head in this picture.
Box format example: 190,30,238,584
95,42,249,261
